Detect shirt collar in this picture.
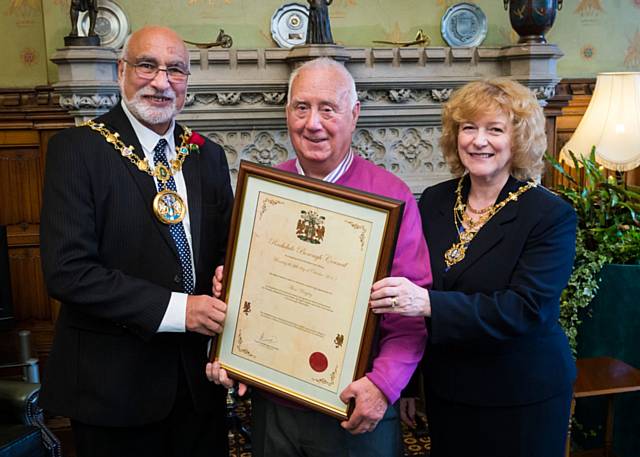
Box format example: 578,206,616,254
121,100,176,157
295,150,354,184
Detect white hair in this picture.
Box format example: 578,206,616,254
287,58,358,109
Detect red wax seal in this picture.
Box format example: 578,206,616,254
309,352,328,372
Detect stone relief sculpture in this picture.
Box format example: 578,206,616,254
306,0,334,45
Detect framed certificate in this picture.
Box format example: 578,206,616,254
214,160,404,419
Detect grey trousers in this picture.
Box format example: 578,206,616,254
250,391,402,457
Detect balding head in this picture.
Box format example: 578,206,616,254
120,26,189,69
118,26,190,134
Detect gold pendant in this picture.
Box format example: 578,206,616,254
156,162,170,182
444,241,467,268
153,190,187,225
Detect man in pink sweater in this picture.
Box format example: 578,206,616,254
208,57,432,457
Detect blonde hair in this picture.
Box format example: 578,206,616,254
439,78,547,181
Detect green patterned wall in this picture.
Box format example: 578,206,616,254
2,0,639,88
0,0,48,88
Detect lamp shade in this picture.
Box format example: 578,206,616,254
560,72,640,171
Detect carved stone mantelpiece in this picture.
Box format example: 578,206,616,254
51,43,562,193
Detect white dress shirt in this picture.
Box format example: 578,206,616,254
121,101,192,333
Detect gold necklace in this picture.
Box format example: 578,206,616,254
466,202,492,215
84,120,199,225
444,177,536,269
84,120,195,183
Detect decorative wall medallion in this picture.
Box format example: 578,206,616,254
79,0,129,49
271,3,309,48
441,2,487,47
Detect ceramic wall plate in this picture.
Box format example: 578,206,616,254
441,2,487,48
79,0,130,49
271,2,309,48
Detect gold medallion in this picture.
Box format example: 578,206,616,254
444,242,467,268
153,190,187,225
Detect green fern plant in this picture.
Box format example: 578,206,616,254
546,148,640,353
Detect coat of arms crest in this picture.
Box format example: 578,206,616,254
296,210,326,244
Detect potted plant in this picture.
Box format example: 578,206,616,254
548,148,640,457
547,149,640,353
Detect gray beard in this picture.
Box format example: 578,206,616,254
121,87,181,126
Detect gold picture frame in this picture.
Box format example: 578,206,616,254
214,160,403,419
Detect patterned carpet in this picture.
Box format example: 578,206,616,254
227,396,431,456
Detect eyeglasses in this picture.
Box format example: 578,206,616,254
123,59,190,83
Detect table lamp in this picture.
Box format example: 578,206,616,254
560,72,640,171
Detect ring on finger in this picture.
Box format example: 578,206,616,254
391,296,398,307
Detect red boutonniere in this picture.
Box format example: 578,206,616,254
188,131,205,152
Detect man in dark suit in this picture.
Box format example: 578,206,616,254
39,26,233,457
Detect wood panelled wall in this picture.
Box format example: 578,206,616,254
0,87,73,368
2,79,636,371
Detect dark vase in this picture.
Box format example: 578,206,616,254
503,0,562,44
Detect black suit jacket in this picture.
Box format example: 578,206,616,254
419,175,577,406
39,104,233,426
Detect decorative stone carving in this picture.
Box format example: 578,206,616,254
388,89,412,103
184,93,196,107
240,93,263,105
206,131,240,166
392,128,434,166
217,92,241,105
199,130,293,181
185,92,287,107
51,43,563,193
59,93,119,110
193,93,218,105
352,130,386,162
243,132,290,166
263,92,287,105
531,85,556,100
358,89,449,104
430,88,453,102
352,126,448,187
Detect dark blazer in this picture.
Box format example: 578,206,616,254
419,175,577,406
39,104,233,426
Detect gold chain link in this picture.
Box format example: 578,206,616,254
83,120,196,183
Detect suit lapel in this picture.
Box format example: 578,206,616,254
443,176,521,289
98,105,178,258
432,187,458,291
176,125,202,268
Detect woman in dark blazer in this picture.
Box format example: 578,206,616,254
370,78,577,457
